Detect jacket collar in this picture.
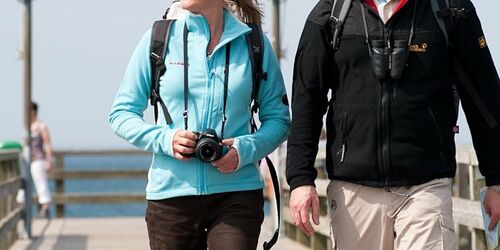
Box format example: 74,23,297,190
168,3,252,54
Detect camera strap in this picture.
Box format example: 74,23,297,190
182,24,232,136
183,24,189,130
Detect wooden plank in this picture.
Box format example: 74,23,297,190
452,197,483,229
0,177,22,199
0,206,23,238
52,193,146,204
52,169,148,180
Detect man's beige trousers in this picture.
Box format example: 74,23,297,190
326,178,456,250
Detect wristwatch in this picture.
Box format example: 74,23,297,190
488,185,500,193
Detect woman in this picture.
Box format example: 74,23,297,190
30,102,53,218
109,0,290,249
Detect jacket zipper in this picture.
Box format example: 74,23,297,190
381,21,393,191
339,112,348,163
199,39,212,196
381,79,393,191
428,108,447,166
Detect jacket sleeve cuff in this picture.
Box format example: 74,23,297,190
288,176,317,191
485,177,500,186
232,138,250,171
162,128,179,158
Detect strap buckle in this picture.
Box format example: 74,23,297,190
150,52,161,62
329,16,343,28
183,110,188,119
251,102,259,113
150,53,165,67
252,45,261,54
450,7,466,18
256,72,268,81
150,89,159,105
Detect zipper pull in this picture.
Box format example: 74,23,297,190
340,143,346,163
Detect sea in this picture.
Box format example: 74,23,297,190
36,154,270,218
39,154,151,218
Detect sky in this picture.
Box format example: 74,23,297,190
0,0,499,150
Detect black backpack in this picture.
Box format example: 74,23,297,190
329,0,498,128
148,10,280,250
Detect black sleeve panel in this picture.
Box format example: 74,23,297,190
286,12,336,191
454,0,500,186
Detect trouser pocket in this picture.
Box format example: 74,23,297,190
327,181,338,250
439,213,456,250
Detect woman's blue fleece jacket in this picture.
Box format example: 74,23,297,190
109,9,290,200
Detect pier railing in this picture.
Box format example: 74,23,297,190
44,145,489,249
0,150,23,250
51,150,148,218
279,144,489,250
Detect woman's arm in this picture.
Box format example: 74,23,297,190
40,122,53,171
109,29,178,157
231,35,291,170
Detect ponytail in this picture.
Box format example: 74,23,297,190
227,0,263,25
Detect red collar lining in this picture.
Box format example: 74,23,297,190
364,0,409,17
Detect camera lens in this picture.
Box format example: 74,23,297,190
195,133,222,163
200,146,215,160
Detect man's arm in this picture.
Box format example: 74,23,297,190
287,0,336,236
454,0,500,229
286,15,335,191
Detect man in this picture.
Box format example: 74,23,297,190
286,0,500,249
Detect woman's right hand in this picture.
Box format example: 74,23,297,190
172,130,198,160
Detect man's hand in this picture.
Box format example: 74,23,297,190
484,188,500,230
289,185,320,236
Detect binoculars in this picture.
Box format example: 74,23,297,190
369,40,409,79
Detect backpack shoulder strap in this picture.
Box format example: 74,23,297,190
245,23,267,115
150,19,174,124
431,0,498,128
329,0,352,51
244,23,281,250
430,0,451,45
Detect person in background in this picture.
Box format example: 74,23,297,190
30,101,53,218
286,0,500,249
109,0,290,249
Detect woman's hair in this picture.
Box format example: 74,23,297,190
31,101,38,115
231,0,263,25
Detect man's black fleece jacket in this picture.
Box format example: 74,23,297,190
286,0,500,190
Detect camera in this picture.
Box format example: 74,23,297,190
369,40,409,79
192,129,223,163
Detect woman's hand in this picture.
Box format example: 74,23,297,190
172,130,198,160
212,139,239,173
44,160,52,172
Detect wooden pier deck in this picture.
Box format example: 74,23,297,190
10,216,309,250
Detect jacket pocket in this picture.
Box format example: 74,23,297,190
336,112,349,164
428,108,447,166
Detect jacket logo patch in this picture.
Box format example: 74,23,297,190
169,61,188,66
409,43,428,52
479,36,487,48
